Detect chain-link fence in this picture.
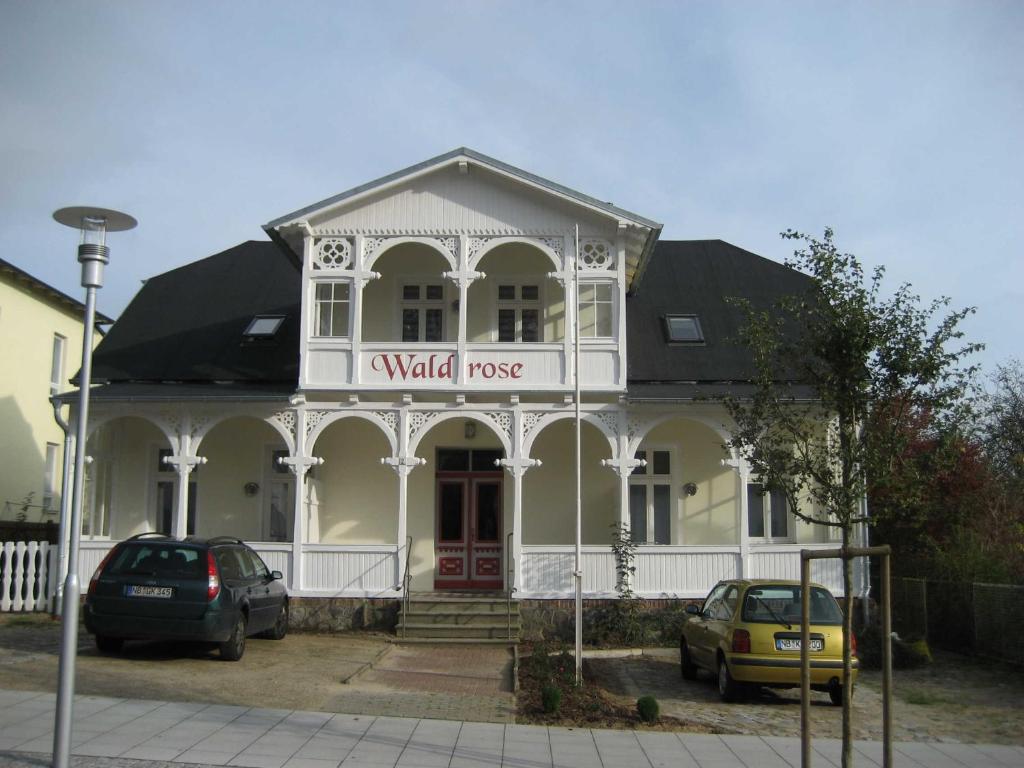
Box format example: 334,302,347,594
892,577,1023,666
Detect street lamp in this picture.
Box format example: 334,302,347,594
51,206,136,768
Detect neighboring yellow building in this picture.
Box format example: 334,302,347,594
0,257,110,525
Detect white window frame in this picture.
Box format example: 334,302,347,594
150,445,198,536
628,445,676,544
50,334,66,395
494,281,543,343
312,280,352,338
577,279,615,340
262,447,295,542
398,278,447,343
746,482,793,542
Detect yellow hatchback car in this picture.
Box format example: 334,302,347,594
680,579,857,704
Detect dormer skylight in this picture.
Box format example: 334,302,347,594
664,314,704,344
243,315,285,338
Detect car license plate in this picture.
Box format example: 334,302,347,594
776,637,823,651
126,585,173,598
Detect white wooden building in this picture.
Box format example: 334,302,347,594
59,148,857,609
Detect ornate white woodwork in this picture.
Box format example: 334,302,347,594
313,237,353,270
579,239,614,270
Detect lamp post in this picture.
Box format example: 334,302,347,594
51,206,136,768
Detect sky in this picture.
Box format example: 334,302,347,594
1,0,1021,374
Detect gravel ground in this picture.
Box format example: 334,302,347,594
586,648,1024,745
2,613,1021,743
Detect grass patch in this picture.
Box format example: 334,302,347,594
900,688,954,706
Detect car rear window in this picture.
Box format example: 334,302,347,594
107,543,205,579
741,585,844,625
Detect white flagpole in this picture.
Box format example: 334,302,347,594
573,224,583,685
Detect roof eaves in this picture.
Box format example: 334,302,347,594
0,257,114,325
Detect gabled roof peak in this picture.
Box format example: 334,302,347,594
264,147,662,231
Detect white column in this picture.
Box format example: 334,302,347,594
498,451,542,595
736,458,751,579
615,225,628,389
162,431,206,539
351,235,364,384
277,407,324,592
382,407,425,591
560,235,574,387
447,238,483,387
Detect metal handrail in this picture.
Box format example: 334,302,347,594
506,530,516,641
401,535,412,639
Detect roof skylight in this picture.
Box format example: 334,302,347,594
244,315,285,338
664,314,704,343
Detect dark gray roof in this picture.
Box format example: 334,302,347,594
626,240,815,399
89,241,300,385
54,382,295,404
85,237,813,400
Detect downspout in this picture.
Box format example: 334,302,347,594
49,397,73,618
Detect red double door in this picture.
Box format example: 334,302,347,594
434,475,503,590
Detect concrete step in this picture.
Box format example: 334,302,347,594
402,611,522,627
398,623,519,640
389,637,517,645
406,599,517,615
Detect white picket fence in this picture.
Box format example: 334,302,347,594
1,541,55,612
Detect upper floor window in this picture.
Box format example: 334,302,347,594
497,283,540,342
579,282,614,338
50,334,66,395
401,283,445,342
664,314,704,344
314,282,350,338
747,483,790,540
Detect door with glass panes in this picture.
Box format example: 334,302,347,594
434,448,504,589
629,447,674,544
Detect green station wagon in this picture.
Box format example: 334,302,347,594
84,533,289,661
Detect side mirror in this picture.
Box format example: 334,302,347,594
271,570,283,581
685,604,701,616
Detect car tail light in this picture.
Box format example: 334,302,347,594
87,548,117,597
206,551,220,601
851,631,858,657
731,629,751,653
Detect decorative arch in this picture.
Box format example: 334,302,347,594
468,237,562,273
306,411,398,456
192,413,295,455
408,411,512,458
626,413,734,458
522,412,618,458
364,237,457,273
85,412,174,447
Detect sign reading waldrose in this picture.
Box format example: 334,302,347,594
370,352,525,382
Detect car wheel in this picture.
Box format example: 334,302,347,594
95,635,123,655
828,679,849,707
264,601,289,641
680,639,698,680
219,615,247,661
717,657,742,702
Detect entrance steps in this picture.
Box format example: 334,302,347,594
396,592,520,643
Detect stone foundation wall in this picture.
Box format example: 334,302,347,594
288,597,399,632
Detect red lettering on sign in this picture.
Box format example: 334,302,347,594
372,353,525,381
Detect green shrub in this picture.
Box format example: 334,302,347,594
541,684,562,714
856,624,932,669
636,695,659,723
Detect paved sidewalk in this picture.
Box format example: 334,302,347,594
1,689,1022,768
